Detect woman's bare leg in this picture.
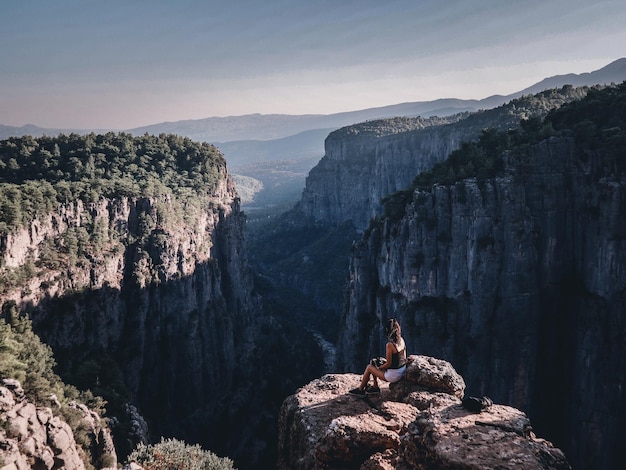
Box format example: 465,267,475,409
359,364,386,390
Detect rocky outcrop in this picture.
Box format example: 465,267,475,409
278,355,569,469
339,136,626,469
0,379,117,469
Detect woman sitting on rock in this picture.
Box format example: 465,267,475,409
349,318,407,396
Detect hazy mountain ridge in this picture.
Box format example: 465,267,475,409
512,57,626,97
114,57,626,142
2,58,624,145
4,59,623,210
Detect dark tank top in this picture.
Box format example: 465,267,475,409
390,340,407,369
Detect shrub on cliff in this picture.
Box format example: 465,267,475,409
127,437,235,470
0,306,107,467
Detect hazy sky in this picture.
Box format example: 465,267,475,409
1,0,625,129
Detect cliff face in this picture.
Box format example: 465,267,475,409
339,136,626,469
297,88,587,231
0,173,258,456
278,355,570,469
297,117,469,231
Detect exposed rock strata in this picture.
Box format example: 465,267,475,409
0,172,259,457
339,136,626,469
0,378,117,470
297,88,586,231
278,355,569,469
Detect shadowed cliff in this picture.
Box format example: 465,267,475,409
339,84,626,470
0,133,324,468
248,86,591,350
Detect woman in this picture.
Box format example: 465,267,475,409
349,318,407,396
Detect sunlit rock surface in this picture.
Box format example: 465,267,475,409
278,355,569,469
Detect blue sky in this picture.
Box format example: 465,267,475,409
1,0,625,129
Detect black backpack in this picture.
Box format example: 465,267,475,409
462,396,493,413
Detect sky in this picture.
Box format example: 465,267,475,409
1,0,625,130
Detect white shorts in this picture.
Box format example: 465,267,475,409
384,365,406,383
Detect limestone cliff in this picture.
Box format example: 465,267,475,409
339,135,626,469
297,87,588,231
298,116,468,231
0,135,263,462
278,355,570,469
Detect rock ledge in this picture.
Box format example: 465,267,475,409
278,355,570,469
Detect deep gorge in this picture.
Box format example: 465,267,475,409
1,84,625,469
249,84,626,470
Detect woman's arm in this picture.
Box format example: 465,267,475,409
378,342,396,370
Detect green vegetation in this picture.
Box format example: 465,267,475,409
381,83,626,221
0,305,105,412
545,84,626,165
411,127,517,190
0,307,106,468
127,437,235,470
330,115,466,140
461,85,590,131
231,174,263,204
0,132,226,234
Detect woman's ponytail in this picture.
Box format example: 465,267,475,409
386,318,401,343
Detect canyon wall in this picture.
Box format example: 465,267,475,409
0,172,261,460
297,116,470,231
297,87,586,231
338,137,626,469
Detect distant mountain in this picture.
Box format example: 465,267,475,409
0,124,89,139
511,57,626,98
215,128,332,167
0,124,116,140
128,101,481,143
2,58,624,144
126,58,626,143
2,58,625,209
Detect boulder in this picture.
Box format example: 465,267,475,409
0,379,117,470
389,355,466,400
400,404,570,469
278,355,570,469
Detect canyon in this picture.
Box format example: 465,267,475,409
1,81,625,470
264,84,626,469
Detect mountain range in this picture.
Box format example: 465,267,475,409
2,58,624,143
2,58,625,208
